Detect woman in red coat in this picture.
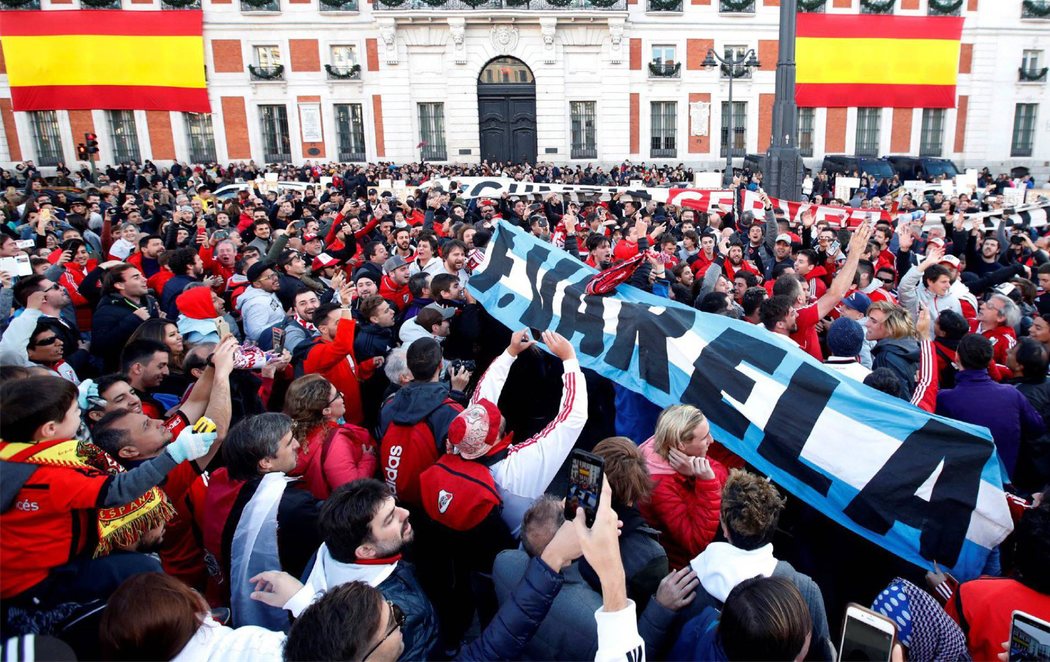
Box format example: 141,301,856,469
283,373,377,500
55,238,97,331
638,404,729,570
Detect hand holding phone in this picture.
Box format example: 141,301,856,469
271,327,285,355
838,604,896,662
214,317,231,339
1009,611,1050,662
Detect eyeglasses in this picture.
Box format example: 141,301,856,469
44,284,61,292
328,391,344,405
362,602,405,660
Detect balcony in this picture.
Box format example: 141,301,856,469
1022,0,1050,18
320,0,358,9
651,146,677,159
161,0,201,8
241,0,280,10
721,64,753,79
249,65,285,81
649,61,681,78
339,150,366,162
571,146,597,159
859,0,894,13
0,0,41,8
1019,66,1049,82
718,0,754,13
647,0,681,10
927,0,961,15
81,0,121,7
326,64,362,80
264,152,292,163
797,0,825,11
374,0,626,9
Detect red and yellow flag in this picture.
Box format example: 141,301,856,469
795,13,964,109
0,10,209,112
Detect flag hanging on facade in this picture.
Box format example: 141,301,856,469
795,13,964,109
0,10,209,113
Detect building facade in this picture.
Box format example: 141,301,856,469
1,0,1048,176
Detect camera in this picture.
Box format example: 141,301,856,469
449,359,475,374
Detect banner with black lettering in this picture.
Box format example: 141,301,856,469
469,222,1013,581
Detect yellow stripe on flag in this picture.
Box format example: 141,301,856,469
3,35,206,89
796,37,960,86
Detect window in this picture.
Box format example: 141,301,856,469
721,45,752,79
927,0,960,14
1011,103,1038,157
919,109,944,156
1022,0,1050,18
855,108,881,157
251,45,284,80
184,113,217,163
719,0,754,12
649,45,679,77
241,0,279,11
860,0,893,13
1020,49,1048,81
570,101,597,159
328,45,359,79
797,107,815,158
334,104,366,162
29,111,63,167
479,58,534,84
720,101,747,157
650,101,677,158
106,110,141,163
258,105,291,163
418,103,447,161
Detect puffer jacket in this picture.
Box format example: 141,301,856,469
289,422,377,500
637,438,728,570
872,337,921,398
380,561,440,662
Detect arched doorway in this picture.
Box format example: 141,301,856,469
478,57,537,164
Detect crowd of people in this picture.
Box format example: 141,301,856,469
0,157,1048,661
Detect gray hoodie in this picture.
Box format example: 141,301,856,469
237,285,285,343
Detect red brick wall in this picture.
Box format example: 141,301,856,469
757,94,775,152
686,39,713,71
688,93,711,153
68,110,96,161
366,39,379,72
297,95,325,159
959,43,972,74
221,97,251,159
146,111,175,160
0,100,21,162
954,96,968,153
691,0,710,5
763,0,780,6
629,93,640,155
825,108,847,153
211,40,243,74
758,40,777,72
890,108,912,153
289,39,320,72
372,95,385,158
630,39,642,71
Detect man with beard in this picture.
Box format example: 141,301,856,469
391,227,415,261
440,239,469,286
967,234,1007,278
285,479,438,660
92,264,161,371
161,247,207,318
721,242,760,283
764,232,796,281
127,234,165,279
87,338,233,590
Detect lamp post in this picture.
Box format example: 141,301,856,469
702,47,760,187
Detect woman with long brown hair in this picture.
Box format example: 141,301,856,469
282,373,377,499
128,317,189,395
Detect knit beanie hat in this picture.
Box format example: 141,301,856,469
827,317,865,358
447,398,502,460
176,287,218,320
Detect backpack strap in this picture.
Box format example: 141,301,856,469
476,447,510,468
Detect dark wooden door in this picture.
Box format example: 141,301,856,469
478,84,536,164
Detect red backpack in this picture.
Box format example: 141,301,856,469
418,450,507,532
379,399,460,507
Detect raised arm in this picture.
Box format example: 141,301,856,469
815,223,872,319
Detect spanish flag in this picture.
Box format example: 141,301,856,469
796,13,964,109
0,10,209,112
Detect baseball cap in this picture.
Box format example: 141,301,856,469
939,254,961,269
383,255,409,274
448,398,502,460
775,233,793,244
303,233,321,243
311,252,339,271
842,291,872,314
423,302,455,320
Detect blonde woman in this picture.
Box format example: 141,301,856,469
865,300,921,398
638,405,728,570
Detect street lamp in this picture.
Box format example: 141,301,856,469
702,48,760,187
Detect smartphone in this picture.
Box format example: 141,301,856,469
39,208,52,222
214,317,231,339
16,239,35,250
1009,611,1050,662
838,604,897,662
0,255,33,277
271,326,285,354
564,449,605,526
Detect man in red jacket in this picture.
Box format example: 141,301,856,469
970,292,1019,367
379,255,413,313
303,302,381,426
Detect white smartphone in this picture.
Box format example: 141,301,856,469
1009,610,1050,662
0,255,33,277
838,603,896,662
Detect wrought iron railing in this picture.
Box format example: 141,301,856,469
649,61,681,78
320,0,357,8
1019,67,1049,82
249,65,286,81
1021,0,1050,19
241,0,280,10
718,0,754,13
326,64,362,80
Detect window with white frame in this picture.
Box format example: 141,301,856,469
29,111,63,167
1021,49,1047,81
184,113,217,163
650,101,677,158
797,107,815,158
106,110,141,163
720,101,747,157
855,108,881,157
334,104,366,161
1011,103,1038,157
418,103,447,161
254,45,281,67
721,45,751,79
328,45,359,78
570,101,597,159
919,109,944,156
